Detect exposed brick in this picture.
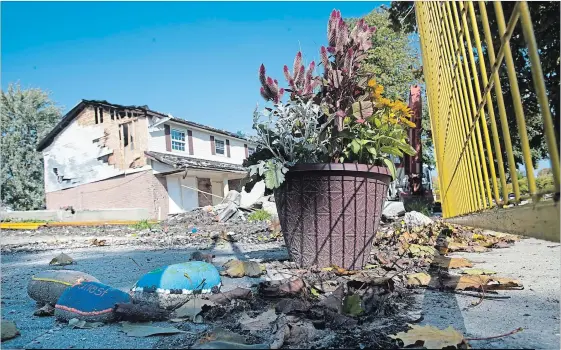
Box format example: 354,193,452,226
46,170,169,219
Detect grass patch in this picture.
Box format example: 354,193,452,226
247,209,272,222
129,219,157,230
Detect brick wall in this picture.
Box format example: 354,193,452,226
46,170,169,220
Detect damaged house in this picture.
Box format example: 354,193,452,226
36,100,257,219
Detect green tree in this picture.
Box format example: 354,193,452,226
388,1,560,173
1,84,62,210
348,7,435,169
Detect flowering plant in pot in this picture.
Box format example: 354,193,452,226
247,10,417,269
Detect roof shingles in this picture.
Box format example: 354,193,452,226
145,151,247,173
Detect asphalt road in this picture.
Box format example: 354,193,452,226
1,237,559,349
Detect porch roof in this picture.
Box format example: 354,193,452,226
144,151,247,174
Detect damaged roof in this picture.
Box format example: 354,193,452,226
145,151,247,173
36,99,249,152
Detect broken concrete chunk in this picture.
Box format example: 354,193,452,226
404,211,434,228
217,202,239,223
222,190,242,206
27,270,100,306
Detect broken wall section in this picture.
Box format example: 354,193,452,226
43,105,150,193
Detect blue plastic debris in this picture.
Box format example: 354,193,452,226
132,261,221,294
191,228,198,234
55,281,131,322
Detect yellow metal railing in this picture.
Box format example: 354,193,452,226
416,1,560,219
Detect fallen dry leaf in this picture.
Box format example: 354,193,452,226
1,320,20,341
407,272,432,287
33,304,55,317
431,256,473,269
390,324,466,349
68,318,104,329
332,265,359,276
221,260,262,278
91,238,107,246
173,299,215,320
120,322,186,337
442,275,523,291
408,244,438,258
259,278,305,297
461,268,496,276
49,253,74,266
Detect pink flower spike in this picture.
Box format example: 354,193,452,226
356,119,365,124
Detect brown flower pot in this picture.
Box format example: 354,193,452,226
275,163,391,270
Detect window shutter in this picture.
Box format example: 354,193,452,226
210,135,215,155
187,130,194,155
164,124,171,152
226,139,231,158
244,144,248,158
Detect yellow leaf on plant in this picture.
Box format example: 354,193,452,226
390,324,466,349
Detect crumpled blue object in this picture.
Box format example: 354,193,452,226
56,281,131,313
133,261,221,293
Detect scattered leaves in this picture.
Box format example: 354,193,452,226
120,322,186,337
408,244,438,258
49,253,74,266
221,260,263,278
442,275,523,291
68,318,104,329
1,320,19,341
390,324,466,349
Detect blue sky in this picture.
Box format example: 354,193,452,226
2,1,389,136
2,1,551,175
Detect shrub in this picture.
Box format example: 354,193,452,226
248,209,272,222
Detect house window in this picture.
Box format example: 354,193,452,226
215,139,225,155
171,129,186,151
248,147,255,156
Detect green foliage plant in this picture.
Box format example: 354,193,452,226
247,209,272,222
249,9,416,189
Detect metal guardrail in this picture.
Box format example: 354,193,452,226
416,1,559,240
